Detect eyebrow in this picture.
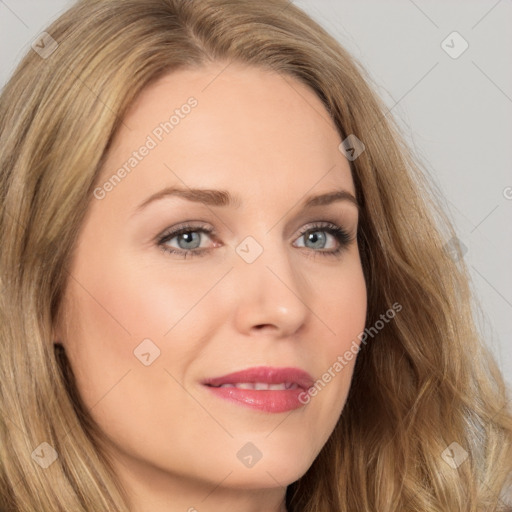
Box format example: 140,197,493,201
132,186,359,216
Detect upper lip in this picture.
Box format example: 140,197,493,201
202,366,314,390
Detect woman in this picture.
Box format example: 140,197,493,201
0,0,510,510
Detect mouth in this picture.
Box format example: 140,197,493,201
208,382,301,390
201,366,314,413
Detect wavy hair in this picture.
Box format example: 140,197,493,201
0,0,511,510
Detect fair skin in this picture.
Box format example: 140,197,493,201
55,62,367,512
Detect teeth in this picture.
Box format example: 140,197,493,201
236,383,253,390
216,382,298,390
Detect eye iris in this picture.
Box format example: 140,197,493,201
177,231,201,250
305,231,327,249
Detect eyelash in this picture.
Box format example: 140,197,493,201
157,222,354,260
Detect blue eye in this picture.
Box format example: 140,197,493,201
168,230,202,250
294,223,352,256
157,224,214,259
157,222,354,259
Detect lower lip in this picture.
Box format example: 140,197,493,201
203,385,309,413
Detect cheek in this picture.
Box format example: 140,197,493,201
60,248,227,407
67,249,211,348
59,258,201,450
304,257,367,416
94,252,233,340
322,256,367,351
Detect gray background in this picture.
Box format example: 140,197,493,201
1,0,511,389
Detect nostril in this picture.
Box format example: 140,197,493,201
253,324,275,331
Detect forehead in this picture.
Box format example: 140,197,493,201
97,62,355,205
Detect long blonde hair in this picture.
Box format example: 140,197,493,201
1,0,510,510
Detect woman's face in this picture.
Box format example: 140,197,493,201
55,62,367,509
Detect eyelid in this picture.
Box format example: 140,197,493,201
157,221,215,240
156,219,356,259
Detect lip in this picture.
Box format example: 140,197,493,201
201,366,314,413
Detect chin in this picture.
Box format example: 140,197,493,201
217,449,315,490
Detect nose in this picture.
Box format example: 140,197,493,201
231,237,310,338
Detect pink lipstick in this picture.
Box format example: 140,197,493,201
202,366,314,413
